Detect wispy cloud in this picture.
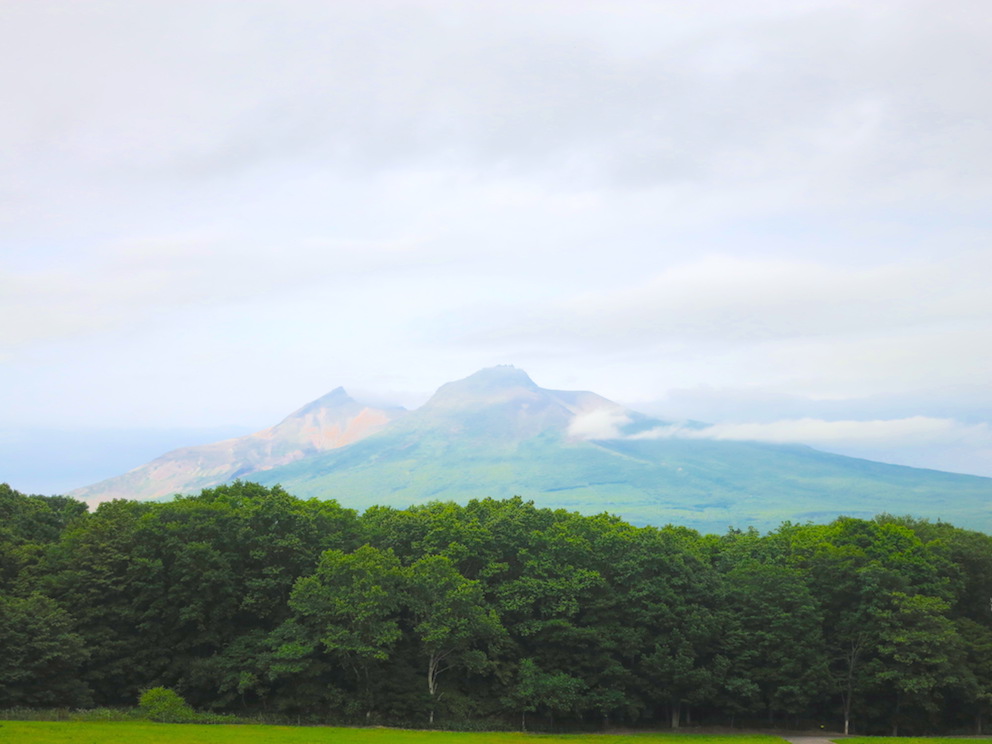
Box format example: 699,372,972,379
0,232,451,350
630,416,992,448
567,412,992,477
469,252,992,347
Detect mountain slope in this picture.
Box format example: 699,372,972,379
68,388,404,503
67,366,992,533
241,367,992,533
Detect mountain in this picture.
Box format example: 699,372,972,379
68,366,992,533
68,388,404,504
237,367,992,533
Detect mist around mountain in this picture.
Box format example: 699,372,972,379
68,389,405,504
0,424,254,496
69,366,992,533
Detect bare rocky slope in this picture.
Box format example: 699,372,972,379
68,388,404,504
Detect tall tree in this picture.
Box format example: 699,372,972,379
956,618,992,733
407,554,504,724
723,562,828,724
874,592,964,735
0,593,90,707
502,658,586,730
289,545,405,720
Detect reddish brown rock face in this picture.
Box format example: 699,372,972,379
69,388,405,506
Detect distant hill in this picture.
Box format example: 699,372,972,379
69,366,992,533
68,388,404,503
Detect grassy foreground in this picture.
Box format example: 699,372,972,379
0,722,788,744
846,740,991,744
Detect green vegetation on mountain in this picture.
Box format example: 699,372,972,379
66,367,992,533
245,407,992,535
3,481,992,734
240,368,992,533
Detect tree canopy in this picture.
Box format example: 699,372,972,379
1,482,990,733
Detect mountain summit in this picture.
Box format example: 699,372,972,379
409,365,639,440
425,365,539,405
68,367,992,532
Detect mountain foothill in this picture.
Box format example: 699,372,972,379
67,365,992,534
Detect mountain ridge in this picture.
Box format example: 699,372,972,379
67,366,992,532
68,388,405,504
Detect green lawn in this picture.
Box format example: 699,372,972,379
845,740,992,744
0,722,788,744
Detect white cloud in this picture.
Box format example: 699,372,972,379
626,415,992,477
568,403,992,478
567,407,632,440
635,416,990,447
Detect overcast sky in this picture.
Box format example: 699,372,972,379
2,0,991,493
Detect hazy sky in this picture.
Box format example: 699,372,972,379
2,0,991,492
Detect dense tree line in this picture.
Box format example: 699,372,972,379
2,480,992,733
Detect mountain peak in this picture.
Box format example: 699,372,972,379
287,387,357,418
463,365,537,388
424,366,540,409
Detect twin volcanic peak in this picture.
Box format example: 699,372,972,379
67,366,992,534
68,366,646,505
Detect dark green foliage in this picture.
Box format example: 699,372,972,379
503,658,586,730
287,545,406,719
723,562,828,721
0,593,90,707
0,483,87,545
0,483,87,593
3,480,992,732
873,592,965,734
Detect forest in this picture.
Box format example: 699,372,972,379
2,480,991,735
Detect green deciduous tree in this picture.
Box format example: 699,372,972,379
874,592,964,735
502,658,586,730
289,545,405,720
0,593,90,707
408,554,504,724
957,617,992,733
723,562,828,724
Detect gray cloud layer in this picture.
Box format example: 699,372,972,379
4,2,990,199
2,1,990,484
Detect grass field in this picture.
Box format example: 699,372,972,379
0,722,791,744
846,740,991,744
